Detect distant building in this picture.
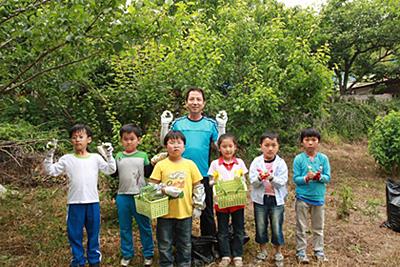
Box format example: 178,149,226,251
341,79,400,102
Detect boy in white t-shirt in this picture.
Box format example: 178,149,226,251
43,124,116,267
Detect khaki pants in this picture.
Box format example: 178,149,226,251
295,200,324,252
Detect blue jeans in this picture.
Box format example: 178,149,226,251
156,217,192,267
254,195,285,246
67,203,101,267
216,208,245,258
116,194,154,259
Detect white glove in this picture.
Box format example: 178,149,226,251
192,208,202,219
97,142,113,159
148,182,164,195
46,139,58,158
216,110,228,128
151,152,168,165
163,186,183,198
161,110,173,125
192,183,206,210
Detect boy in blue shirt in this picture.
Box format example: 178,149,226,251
293,128,331,263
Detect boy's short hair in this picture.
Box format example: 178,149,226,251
69,124,93,138
119,124,143,138
185,87,205,101
260,131,279,144
164,130,186,146
300,128,321,142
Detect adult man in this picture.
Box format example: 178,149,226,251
159,87,227,236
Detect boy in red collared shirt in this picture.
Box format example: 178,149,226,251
208,133,248,267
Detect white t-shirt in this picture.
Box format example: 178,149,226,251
44,153,116,204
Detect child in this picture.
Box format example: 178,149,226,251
207,133,248,267
114,124,154,266
43,124,116,267
149,130,205,267
249,131,288,265
293,128,331,263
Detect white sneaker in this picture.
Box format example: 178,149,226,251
120,258,130,266
144,257,153,266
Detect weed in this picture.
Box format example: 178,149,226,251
336,185,354,220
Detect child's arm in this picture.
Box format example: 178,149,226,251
98,145,116,175
317,155,331,183
160,110,173,144
270,160,288,188
293,156,310,185
43,155,66,177
249,159,264,188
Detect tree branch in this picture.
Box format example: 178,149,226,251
0,42,67,93
0,0,53,26
3,52,99,93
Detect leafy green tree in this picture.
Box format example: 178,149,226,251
368,110,400,178
316,0,400,95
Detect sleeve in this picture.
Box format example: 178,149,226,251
207,160,216,176
191,161,203,185
98,154,117,175
150,161,162,182
270,159,288,188
293,155,308,185
211,121,219,143
43,155,67,177
319,154,331,184
239,159,248,175
249,158,263,188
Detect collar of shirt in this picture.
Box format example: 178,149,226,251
218,156,238,171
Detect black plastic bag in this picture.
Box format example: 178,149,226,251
381,179,400,232
191,235,218,267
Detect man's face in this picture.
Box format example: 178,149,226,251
185,90,205,116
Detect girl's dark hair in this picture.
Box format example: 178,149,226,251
163,130,186,146
69,124,93,138
260,131,279,144
217,133,238,147
119,124,143,138
185,87,205,101
300,128,321,142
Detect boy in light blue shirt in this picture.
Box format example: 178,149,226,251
293,128,331,263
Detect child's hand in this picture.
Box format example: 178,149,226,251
257,168,272,181
216,110,228,127
163,186,183,198
151,152,168,165
46,139,58,158
97,142,113,159
161,110,173,125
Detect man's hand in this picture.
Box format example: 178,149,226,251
216,110,228,128
151,152,168,165
192,208,202,219
161,110,173,125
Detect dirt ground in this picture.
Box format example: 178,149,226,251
1,141,400,266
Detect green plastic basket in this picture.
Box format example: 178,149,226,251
213,179,247,209
134,195,169,219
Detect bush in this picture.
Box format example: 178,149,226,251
368,110,400,178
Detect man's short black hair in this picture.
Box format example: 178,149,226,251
163,130,186,146
119,124,143,138
260,131,279,145
185,87,205,102
300,128,321,142
69,124,93,138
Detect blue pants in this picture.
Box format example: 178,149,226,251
116,194,154,259
156,217,192,267
254,195,285,246
67,203,101,267
216,208,245,258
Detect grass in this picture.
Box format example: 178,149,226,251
1,141,400,266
